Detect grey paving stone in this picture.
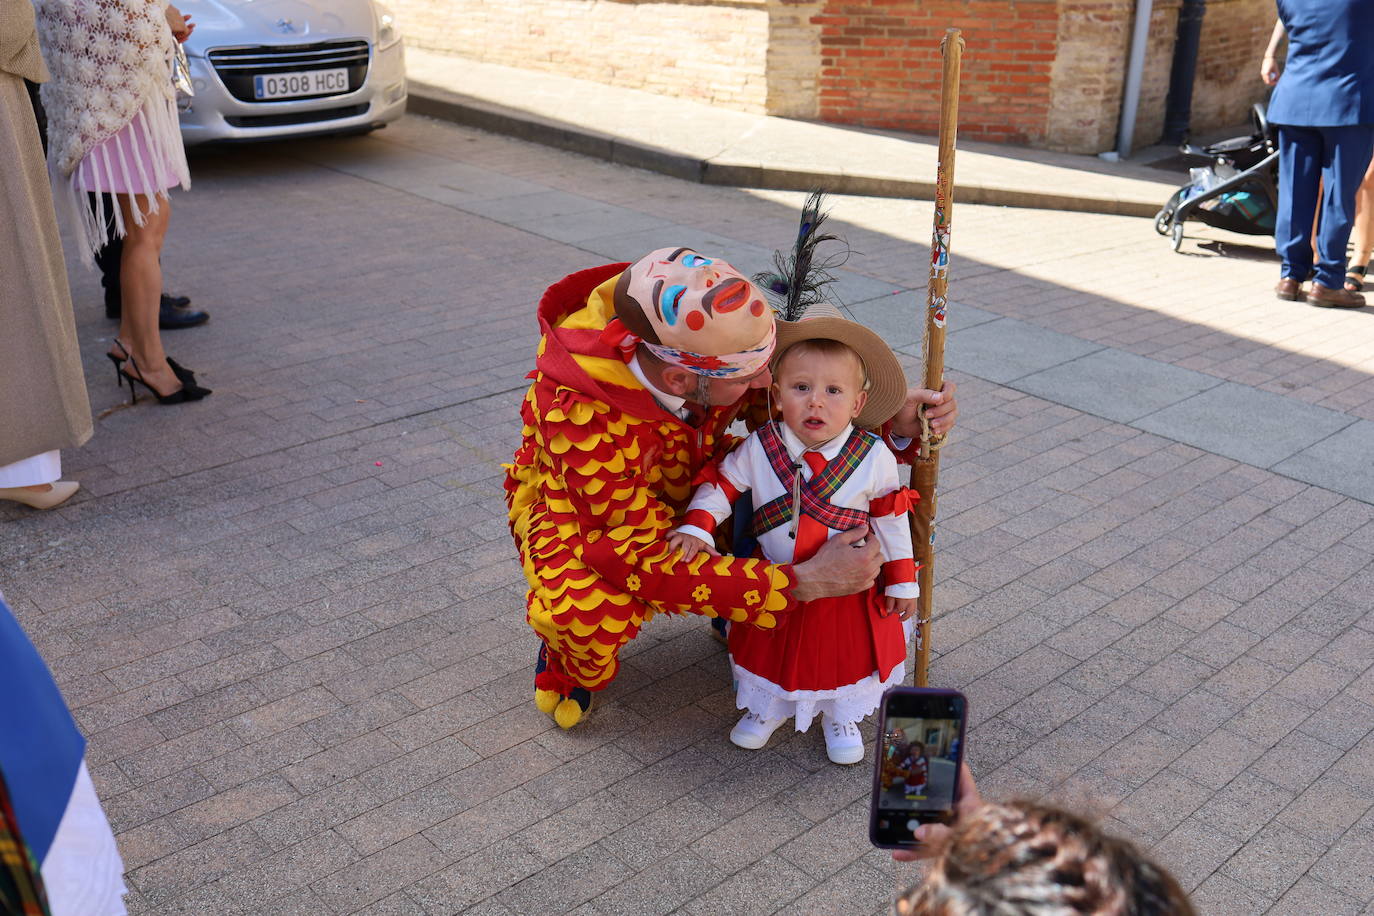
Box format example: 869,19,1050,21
780,802,884,878
1136,382,1356,470
1308,826,1374,903
1276,776,1374,846
1274,419,1374,504
845,296,999,352
128,822,273,905
785,858,893,916
1150,815,1243,892
598,794,726,873
497,842,637,916
1269,877,1364,916
250,778,382,851
421,787,546,859
1219,821,1328,900
404,838,549,915
1110,768,1214,842
584,847,718,916
943,317,1102,384
357,735,481,804
1018,348,1222,424
678,853,811,915
312,833,449,913
211,829,361,913
1187,872,1270,915
1298,693,1374,751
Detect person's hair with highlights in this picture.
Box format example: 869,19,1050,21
897,800,1195,916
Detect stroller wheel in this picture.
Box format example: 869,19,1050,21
1154,209,1173,236
1171,221,1185,252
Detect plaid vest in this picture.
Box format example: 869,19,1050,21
750,423,875,538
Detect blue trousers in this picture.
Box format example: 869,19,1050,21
1275,124,1374,288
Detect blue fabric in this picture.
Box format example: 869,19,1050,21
1275,124,1374,287
0,595,85,865
1269,0,1374,127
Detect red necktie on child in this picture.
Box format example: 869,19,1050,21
792,450,830,563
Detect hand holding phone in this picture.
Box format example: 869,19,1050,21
891,759,982,860
868,687,969,849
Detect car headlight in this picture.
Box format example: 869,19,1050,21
375,3,400,50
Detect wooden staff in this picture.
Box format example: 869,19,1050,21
910,29,962,687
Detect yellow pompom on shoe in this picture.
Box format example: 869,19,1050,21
553,688,593,729
534,688,561,715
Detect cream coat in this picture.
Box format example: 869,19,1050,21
1,0,93,467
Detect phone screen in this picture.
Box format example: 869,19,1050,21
869,687,967,848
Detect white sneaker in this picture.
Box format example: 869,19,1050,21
823,717,865,765
730,711,786,750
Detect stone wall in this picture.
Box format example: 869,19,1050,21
766,1,825,119
386,0,1273,154
387,0,774,112
1192,0,1273,133
1045,0,1177,154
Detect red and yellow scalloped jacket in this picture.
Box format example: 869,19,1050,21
504,264,796,693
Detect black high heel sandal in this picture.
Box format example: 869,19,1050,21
108,339,209,395
106,339,130,384
1346,264,1368,292
119,352,211,405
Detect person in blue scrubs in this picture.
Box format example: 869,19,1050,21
1268,0,1374,308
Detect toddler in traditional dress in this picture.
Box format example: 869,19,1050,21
668,310,918,764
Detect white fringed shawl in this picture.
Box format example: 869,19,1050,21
33,0,190,262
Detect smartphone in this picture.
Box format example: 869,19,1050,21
868,686,968,849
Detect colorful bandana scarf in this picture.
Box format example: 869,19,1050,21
640,321,776,378
600,316,776,378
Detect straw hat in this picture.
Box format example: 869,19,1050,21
772,302,907,429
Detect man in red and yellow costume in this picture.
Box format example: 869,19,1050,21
505,247,957,728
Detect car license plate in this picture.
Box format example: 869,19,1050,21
253,68,348,100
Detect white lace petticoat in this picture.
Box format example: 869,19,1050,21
731,618,912,731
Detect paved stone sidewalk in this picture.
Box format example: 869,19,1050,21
3,115,1372,915
404,48,1182,218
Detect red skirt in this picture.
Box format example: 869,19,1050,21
728,587,906,692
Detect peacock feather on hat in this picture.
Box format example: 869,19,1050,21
753,190,851,322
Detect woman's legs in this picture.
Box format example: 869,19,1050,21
1346,152,1374,289
113,193,179,395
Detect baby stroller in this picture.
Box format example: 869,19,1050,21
1154,103,1279,251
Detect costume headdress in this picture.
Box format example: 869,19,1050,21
604,247,775,378
760,191,907,428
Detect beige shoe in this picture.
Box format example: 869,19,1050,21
0,481,79,509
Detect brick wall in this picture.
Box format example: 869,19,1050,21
813,0,1060,146
387,0,1272,153
387,0,773,112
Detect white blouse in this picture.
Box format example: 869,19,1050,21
676,422,919,600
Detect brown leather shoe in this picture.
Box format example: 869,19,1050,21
1275,277,1304,301
1307,282,1366,308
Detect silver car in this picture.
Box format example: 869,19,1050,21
176,0,406,145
